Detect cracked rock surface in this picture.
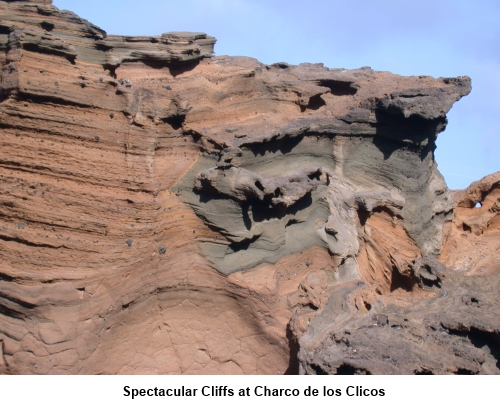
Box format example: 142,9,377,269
1,1,498,375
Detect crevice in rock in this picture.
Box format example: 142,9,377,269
284,323,300,375
357,208,370,227
446,326,500,370
14,93,98,109
96,43,114,52
310,363,328,375
285,218,302,227
227,234,260,253
0,292,36,310
21,43,76,64
241,203,252,231
0,93,10,104
0,303,24,320
246,134,303,157
0,233,66,250
0,272,14,283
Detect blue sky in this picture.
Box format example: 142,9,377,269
53,0,500,190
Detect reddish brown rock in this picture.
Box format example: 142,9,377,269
1,1,497,375
298,173,500,375
441,172,500,276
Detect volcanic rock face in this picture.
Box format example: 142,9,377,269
299,173,500,375
0,1,498,375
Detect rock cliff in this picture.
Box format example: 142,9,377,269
0,0,498,374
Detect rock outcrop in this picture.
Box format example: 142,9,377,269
1,1,498,375
299,173,500,375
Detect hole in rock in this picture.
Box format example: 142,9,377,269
316,79,358,96
357,209,370,227
284,324,300,375
163,115,185,130
300,94,326,112
475,202,482,208
446,327,500,370
420,267,441,289
252,192,312,223
307,170,322,181
455,368,476,375
40,22,54,31
310,364,328,375
167,60,200,77
390,266,415,292
462,223,472,233
272,63,289,70
336,363,371,375
189,132,202,143
102,64,117,78
0,273,14,282
248,133,303,157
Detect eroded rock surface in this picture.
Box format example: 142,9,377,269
298,173,500,375
1,1,497,375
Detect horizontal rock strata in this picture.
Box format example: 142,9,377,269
1,1,497,375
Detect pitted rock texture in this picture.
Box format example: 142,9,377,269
1,1,497,375
298,172,500,375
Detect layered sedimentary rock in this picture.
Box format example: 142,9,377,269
1,1,498,375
